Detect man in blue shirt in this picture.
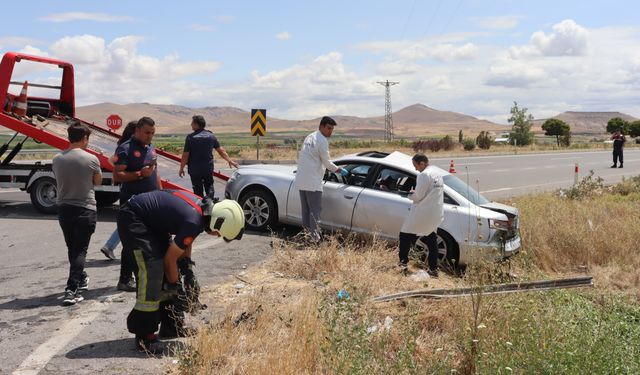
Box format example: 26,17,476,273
179,115,238,198
112,117,161,291
117,190,244,353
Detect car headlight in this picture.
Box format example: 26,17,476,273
489,219,510,231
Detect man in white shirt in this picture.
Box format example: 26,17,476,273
294,116,343,243
398,153,444,276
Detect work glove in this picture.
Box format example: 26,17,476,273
177,257,207,314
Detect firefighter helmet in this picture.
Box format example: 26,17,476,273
204,199,245,242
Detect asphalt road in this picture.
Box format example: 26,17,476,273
0,190,273,375
1,149,637,374
429,149,639,200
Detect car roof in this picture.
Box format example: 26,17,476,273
336,150,450,177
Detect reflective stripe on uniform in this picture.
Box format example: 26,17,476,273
133,249,160,312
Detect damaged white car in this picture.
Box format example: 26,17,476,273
225,151,520,266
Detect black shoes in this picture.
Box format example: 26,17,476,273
158,324,196,339
619,164,623,168
117,279,136,292
135,333,167,354
427,269,439,278
611,164,617,168
62,289,84,306
78,275,89,291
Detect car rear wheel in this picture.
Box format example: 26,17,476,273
239,189,277,231
414,229,460,268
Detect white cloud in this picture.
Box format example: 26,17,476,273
50,35,107,64
39,12,134,23
276,32,292,41
470,15,523,30
189,24,215,32
486,62,548,88
510,19,589,58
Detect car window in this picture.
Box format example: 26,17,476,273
324,162,372,187
372,167,415,195
443,174,490,205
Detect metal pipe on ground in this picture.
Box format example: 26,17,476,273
372,276,593,303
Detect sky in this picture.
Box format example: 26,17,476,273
1,0,639,124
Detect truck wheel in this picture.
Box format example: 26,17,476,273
30,177,58,214
239,189,277,231
96,191,120,207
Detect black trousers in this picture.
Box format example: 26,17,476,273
118,204,175,336
399,231,439,270
613,148,623,165
58,204,96,291
117,192,137,284
189,172,214,198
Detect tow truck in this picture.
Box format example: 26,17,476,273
0,51,227,213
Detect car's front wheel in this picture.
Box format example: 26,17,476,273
414,229,460,268
239,189,277,231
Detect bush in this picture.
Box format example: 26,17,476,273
439,135,455,151
462,138,476,151
476,131,492,150
412,139,441,153
559,171,604,200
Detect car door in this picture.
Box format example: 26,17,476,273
319,162,371,231
352,166,462,240
351,166,415,239
285,161,371,231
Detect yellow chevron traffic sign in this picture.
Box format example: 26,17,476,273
251,109,266,136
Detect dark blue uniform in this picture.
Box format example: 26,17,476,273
184,129,220,197
118,190,205,337
114,138,159,202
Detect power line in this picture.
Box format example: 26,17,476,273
377,80,399,142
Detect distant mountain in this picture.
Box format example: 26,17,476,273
76,102,507,136
533,111,638,134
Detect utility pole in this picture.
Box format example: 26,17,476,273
377,80,399,142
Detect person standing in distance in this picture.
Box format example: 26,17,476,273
112,117,161,291
294,116,343,243
398,153,444,277
52,122,102,306
611,130,626,168
179,115,239,198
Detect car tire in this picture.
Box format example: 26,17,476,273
414,229,460,269
239,189,277,231
30,177,58,214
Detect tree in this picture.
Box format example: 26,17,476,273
508,101,534,146
458,130,463,143
629,120,640,138
476,131,492,149
606,117,629,134
541,118,571,146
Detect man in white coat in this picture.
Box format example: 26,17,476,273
398,153,444,276
294,116,343,243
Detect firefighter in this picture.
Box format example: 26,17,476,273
117,189,244,353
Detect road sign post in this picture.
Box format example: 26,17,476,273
106,114,122,131
251,109,266,160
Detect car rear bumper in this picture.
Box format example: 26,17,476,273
459,235,521,265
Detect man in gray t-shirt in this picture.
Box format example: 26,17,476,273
52,122,102,306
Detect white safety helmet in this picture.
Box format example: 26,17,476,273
202,199,245,242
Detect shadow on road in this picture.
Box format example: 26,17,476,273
0,201,119,222
0,286,121,310
65,338,185,359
